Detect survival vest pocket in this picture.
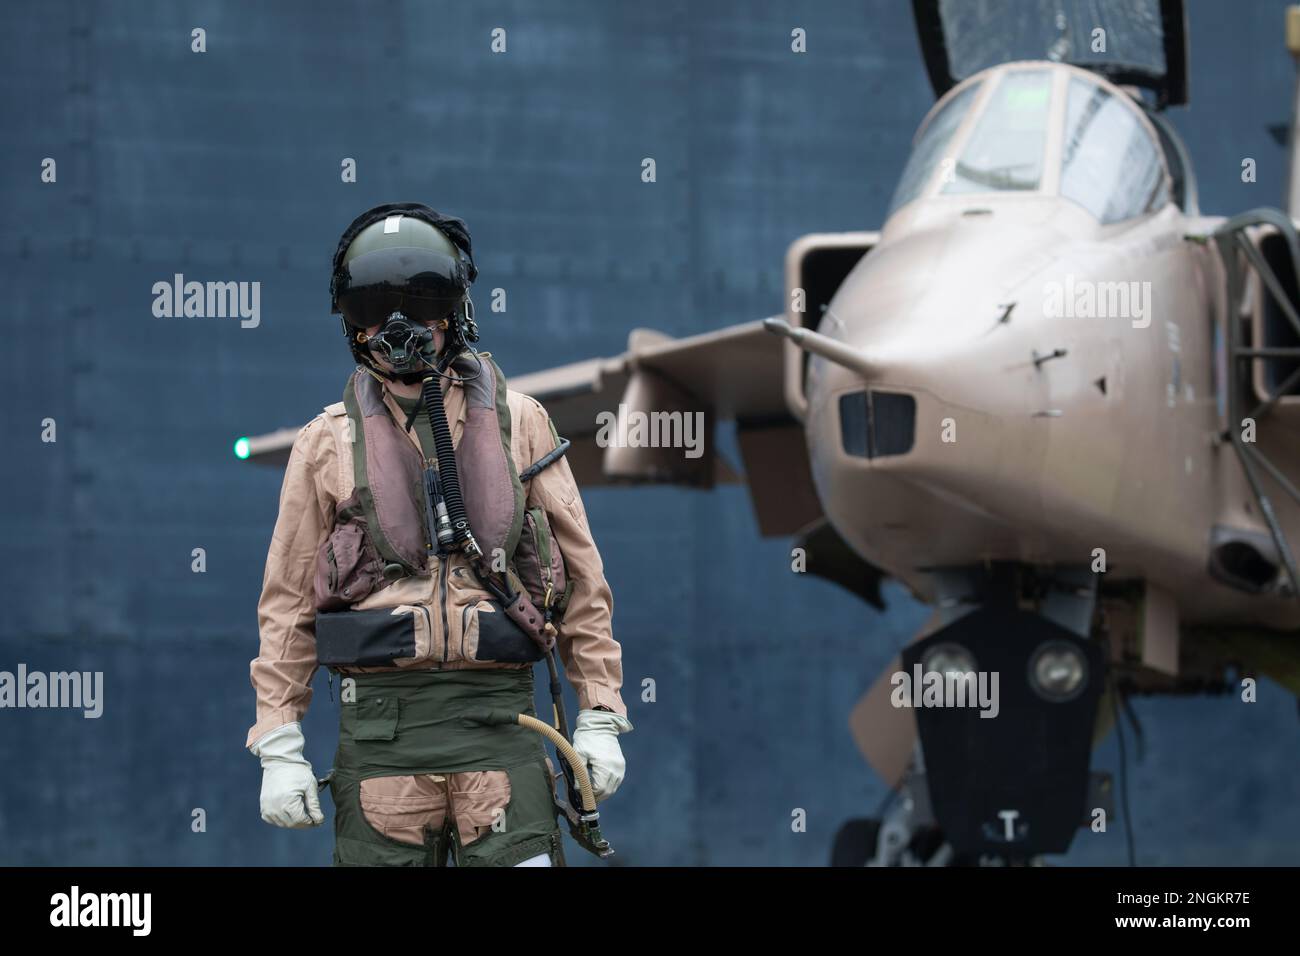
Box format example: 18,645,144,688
446,562,543,664
314,496,386,611
316,605,421,667
470,599,546,663
514,506,568,619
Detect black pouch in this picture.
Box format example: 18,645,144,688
474,599,546,663
316,606,417,666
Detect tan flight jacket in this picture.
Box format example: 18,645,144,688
246,367,626,749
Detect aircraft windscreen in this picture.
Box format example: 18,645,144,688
942,70,1051,195
888,79,982,214
939,0,1166,80
1060,77,1168,223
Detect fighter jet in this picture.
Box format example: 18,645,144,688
240,0,1300,864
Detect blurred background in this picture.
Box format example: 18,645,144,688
1,0,1297,865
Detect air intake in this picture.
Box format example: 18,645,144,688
839,390,916,459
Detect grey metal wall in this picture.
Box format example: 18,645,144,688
0,0,1296,866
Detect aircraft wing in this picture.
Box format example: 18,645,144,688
506,321,787,439
502,319,824,539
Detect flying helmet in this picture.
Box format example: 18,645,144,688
329,202,479,382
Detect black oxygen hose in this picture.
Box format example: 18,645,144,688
421,370,471,546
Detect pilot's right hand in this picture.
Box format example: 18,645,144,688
250,721,325,828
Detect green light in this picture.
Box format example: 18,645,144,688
234,437,251,460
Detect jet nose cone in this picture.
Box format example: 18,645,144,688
823,220,1061,368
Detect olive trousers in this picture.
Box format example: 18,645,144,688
328,668,565,867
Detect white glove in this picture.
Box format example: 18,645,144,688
250,721,325,829
571,709,633,801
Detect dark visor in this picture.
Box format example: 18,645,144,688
335,246,469,329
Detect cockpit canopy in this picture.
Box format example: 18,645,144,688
888,65,1171,225
913,0,1188,108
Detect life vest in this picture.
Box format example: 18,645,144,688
312,353,571,668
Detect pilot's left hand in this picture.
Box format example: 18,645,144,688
571,708,633,801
